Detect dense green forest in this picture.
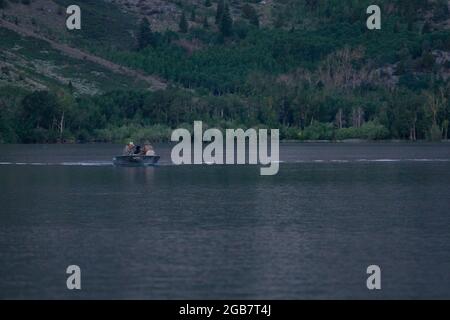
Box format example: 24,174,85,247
0,0,449,143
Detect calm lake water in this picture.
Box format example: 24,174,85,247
1,143,450,299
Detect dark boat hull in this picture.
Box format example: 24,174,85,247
113,155,160,167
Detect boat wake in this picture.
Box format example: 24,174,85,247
0,161,113,167
0,159,449,167
291,158,450,163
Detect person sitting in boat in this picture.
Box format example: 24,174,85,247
142,142,156,156
123,142,136,156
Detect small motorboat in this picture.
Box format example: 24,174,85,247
113,155,160,167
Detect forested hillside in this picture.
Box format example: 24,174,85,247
0,0,449,143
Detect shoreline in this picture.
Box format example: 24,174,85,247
1,139,450,145
283,139,450,143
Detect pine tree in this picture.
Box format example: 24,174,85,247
204,0,212,8
179,11,188,33
68,81,74,94
250,14,259,28
393,22,400,33
422,21,431,34
220,3,233,37
137,18,155,50
242,4,259,27
190,7,196,22
203,16,209,28
305,0,318,11
215,0,225,24
273,13,284,28
0,0,8,9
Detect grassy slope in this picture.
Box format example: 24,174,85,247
1,0,151,94
0,26,148,94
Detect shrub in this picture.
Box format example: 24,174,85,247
280,126,300,140
335,127,360,140
94,124,172,143
300,122,334,140
359,121,390,140
335,121,389,140
131,124,172,143
428,124,442,141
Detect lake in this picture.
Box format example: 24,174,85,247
0,143,450,299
